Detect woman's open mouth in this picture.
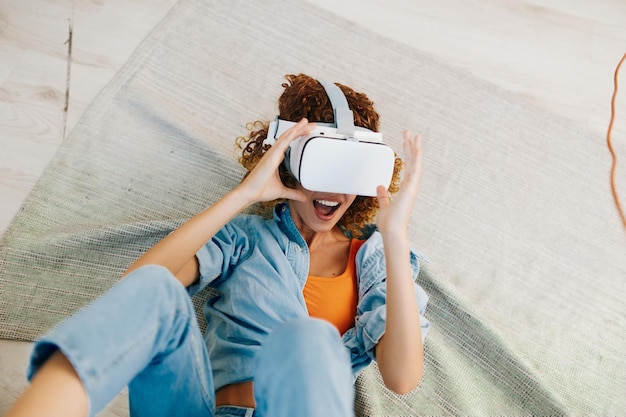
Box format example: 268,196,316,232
313,199,341,220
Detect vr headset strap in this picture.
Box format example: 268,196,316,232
317,80,356,137
264,79,369,146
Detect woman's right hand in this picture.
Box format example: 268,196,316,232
237,118,316,204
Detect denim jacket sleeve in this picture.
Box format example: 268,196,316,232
187,216,252,296
343,231,430,377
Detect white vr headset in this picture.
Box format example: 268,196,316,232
263,80,395,197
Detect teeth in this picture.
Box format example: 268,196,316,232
315,200,339,207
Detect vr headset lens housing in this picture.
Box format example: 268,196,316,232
264,80,395,197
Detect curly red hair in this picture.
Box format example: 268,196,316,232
235,73,403,238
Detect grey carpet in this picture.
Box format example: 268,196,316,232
1,0,624,415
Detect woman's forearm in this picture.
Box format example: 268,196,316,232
375,230,424,394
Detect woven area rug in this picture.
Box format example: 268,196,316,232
1,0,625,415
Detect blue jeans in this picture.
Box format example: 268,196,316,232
27,265,354,417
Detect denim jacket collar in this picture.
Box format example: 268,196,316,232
273,202,308,248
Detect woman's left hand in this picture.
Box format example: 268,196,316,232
374,130,425,393
376,131,423,236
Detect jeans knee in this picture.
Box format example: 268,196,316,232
259,318,346,365
124,264,186,296
122,265,195,322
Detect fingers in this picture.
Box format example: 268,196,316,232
257,118,315,173
401,130,423,183
376,185,391,208
273,118,316,152
403,130,422,163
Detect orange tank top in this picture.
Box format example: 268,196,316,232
303,239,365,335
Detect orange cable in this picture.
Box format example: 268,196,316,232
607,52,626,230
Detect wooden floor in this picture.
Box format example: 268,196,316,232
1,0,625,234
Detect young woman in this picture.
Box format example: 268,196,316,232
5,74,429,417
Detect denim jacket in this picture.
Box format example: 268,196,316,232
189,203,430,391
